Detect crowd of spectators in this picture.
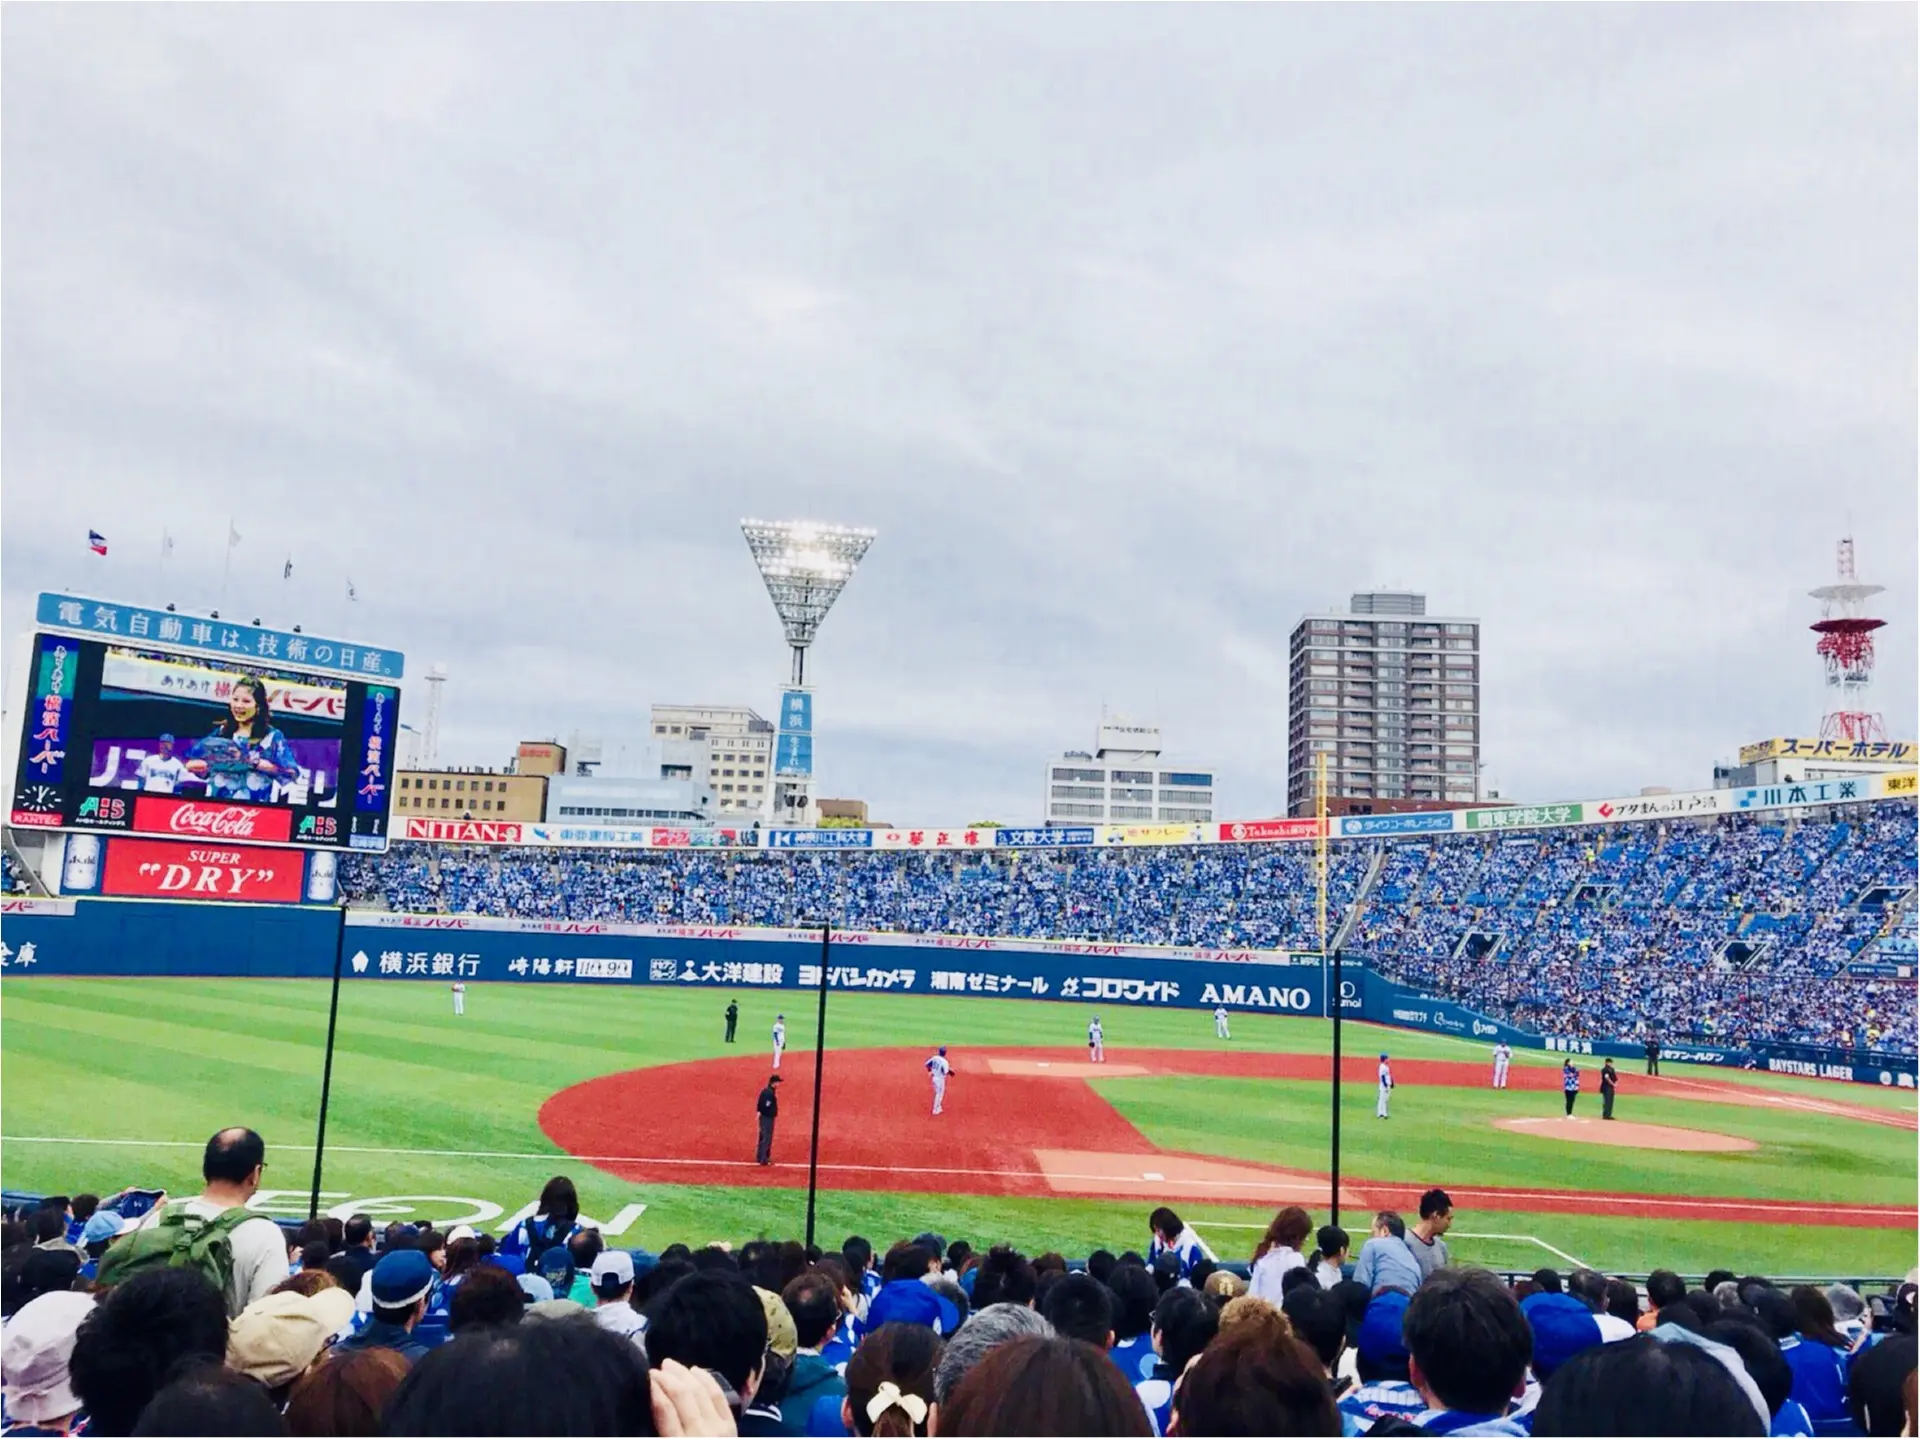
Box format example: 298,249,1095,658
336,803,1917,1055
5,1143,1917,1437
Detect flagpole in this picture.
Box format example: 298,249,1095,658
220,519,235,608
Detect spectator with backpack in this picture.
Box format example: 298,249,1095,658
94,1127,286,1317
500,1175,584,1264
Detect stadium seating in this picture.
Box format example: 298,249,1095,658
6,1179,1915,1437
339,802,1918,1056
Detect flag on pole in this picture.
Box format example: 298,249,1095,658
161,531,175,556
346,578,359,602
228,523,242,548
283,557,294,580
87,530,109,556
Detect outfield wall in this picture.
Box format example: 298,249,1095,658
6,896,1913,1086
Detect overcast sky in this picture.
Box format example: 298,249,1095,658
5,6,1914,824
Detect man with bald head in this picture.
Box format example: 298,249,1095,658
182,1126,289,1315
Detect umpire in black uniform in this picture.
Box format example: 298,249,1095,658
725,1000,739,1044
755,1074,782,1165
1601,1058,1619,1119
1645,1035,1660,1076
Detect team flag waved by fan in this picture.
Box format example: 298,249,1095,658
87,530,109,556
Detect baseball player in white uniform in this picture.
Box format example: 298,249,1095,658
451,981,466,1017
1491,1041,1511,1089
1214,1006,1231,1040
135,735,189,794
1088,1015,1105,1063
1376,1053,1394,1118
772,1015,787,1069
926,1047,952,1115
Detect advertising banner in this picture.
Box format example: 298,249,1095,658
1218,818,1321,842
1880,772,1917,797
1338,811,1458,837
767,827,872,849
401,817,527,844
1728,778,1871,811
1589,790,1726,822
775,689,813,778
872,827,993,850
1740,738,1916,765
996,827,1096,847
1102,823,1203,846
99,837,308,903
1465,803,1582,832
36,592,405,680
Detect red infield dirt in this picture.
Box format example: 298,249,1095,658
538,1047,1916,1228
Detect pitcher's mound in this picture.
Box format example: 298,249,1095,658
1494,1117,1756,1153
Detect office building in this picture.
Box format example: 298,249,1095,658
394,767,547,822
543,771,715,825
649,704,775,818
1043,719,1216,826
1287,592,1481,816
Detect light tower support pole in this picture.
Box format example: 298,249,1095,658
741,521,876,828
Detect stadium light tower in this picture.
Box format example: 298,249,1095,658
1809,537,1888,745
741,519,877,827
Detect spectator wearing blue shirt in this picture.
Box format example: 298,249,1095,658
1339,1292,1428,1431
1784,1286,1857,1435
1352,1212,1424,1296
1108,1264,1162,1383
1146,1207,1207,1281
864,1244,960,1337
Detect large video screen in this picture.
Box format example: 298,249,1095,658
11,633,399,851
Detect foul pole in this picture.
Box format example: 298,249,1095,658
1319,753,1341,1224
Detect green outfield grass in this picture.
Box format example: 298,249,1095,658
4,977,1913,1276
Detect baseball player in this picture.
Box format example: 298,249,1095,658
1214,1006,1231,1040
772,1015,787,1069
926,1046,952,1115
1376,1053,1394,1118
1088,1015,1105,1063
135,734,189,794
1491,1041,1511,1089
451,981,466,1017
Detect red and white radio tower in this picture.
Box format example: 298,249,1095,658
1808,537,1888,744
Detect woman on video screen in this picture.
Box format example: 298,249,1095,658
185,674,300,800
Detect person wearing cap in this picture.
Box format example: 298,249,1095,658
1,1291,94,1436
75,1210,126,1281
136,733,189,793
1377,1054,1394,1119
757,1074,783,1166
925,1046,952,1116
334,1251,436,1364
1338,1291,1427,1430
226,1285,357,1404
589,1250,646,1345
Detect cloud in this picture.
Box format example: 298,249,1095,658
4,6,1913,826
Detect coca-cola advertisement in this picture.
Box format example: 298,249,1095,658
134,795,294,844
96,837,308,904
11,628,400,853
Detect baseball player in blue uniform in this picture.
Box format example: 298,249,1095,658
926,1047,952,1115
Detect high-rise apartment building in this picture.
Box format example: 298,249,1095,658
1286,593,1481,816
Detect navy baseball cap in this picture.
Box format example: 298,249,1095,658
370,1250,434,1309
1357,1291,1410,1364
